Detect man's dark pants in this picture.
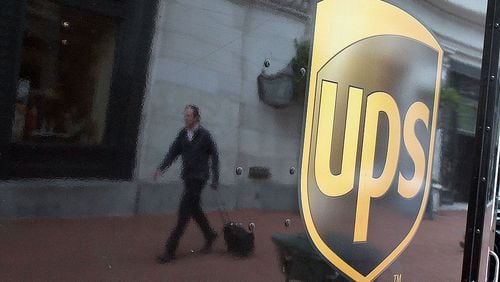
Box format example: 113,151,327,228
164,179,215,256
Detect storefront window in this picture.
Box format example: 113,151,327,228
12,0,116,145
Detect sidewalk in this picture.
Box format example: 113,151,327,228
0,210,467,281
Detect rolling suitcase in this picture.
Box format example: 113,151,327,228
223,221,254,257
215,191,255,257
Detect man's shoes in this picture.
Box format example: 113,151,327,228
156,253,175,264
200,232,217,254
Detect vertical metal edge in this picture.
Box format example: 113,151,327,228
462,0,500,280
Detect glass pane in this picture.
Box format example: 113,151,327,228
12,0,116,145
1,0,492,281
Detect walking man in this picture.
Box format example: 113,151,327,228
154,105,219,264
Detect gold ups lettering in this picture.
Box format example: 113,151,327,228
315,81,429,242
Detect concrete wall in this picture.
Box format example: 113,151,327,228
134,0,310,211
0,180,298,219
0,180,138,218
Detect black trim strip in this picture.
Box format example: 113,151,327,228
462,0,500,280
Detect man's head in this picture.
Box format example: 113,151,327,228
184,104,200,129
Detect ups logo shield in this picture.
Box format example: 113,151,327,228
300,1,443,281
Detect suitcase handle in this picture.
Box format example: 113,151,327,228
214,190,230,224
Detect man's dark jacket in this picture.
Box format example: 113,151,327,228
159,126,219,184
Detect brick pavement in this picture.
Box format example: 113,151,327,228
0,210,466,281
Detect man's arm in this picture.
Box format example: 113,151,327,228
208,132,219,188
158,132,183,173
